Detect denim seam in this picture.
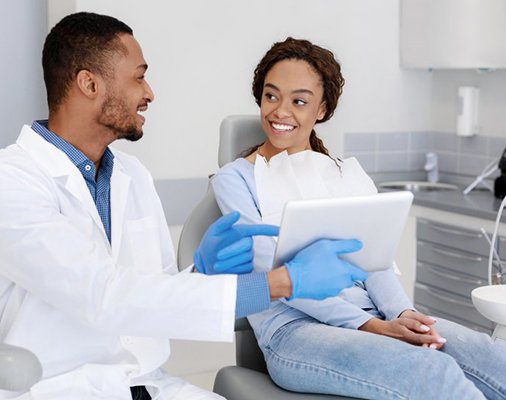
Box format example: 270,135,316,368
458,362,506,398
264,345,408,400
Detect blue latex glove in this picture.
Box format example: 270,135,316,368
285,239,367,300
194,211,279,275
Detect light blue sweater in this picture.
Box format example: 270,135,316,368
212,157,414,348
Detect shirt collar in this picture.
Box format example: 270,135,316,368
31,120,115,175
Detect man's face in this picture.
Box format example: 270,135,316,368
98,34,154,141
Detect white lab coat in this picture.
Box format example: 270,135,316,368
0,126,236,399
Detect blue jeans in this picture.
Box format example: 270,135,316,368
263,317,506,399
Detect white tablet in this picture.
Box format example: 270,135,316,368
272,191,414,272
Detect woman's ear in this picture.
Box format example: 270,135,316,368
317,102,327,121
75,69,99,99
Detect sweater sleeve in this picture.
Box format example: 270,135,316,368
365,265,415,320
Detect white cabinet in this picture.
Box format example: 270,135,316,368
415,218,494,333
400,0,506,69
399,205,506,333
397,205,506,302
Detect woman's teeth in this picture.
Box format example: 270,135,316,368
271,123,294,131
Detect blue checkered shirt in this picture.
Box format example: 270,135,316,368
32,120,114,243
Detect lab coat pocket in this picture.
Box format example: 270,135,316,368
126,216,163,273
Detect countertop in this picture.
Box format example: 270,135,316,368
372,172,506,223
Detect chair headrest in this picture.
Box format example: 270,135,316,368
218,115,265,167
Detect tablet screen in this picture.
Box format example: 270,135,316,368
272,191,413,272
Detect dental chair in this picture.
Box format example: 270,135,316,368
177,115,357,400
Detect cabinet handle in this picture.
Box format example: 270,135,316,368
424,287,474,308
429,224,483,239
432,247,482,263
425,265,484,285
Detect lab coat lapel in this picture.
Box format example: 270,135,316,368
109,156,131,263
60,171,106,234
16,126,108,243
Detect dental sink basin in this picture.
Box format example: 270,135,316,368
377,181,459,192
472,285,506,325
472,285,506,341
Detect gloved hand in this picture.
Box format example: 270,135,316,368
285,239,367,300
194,211,279,275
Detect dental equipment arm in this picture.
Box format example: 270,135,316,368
463,158,498,195
486,196,506,285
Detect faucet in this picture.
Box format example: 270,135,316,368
424,152,439,183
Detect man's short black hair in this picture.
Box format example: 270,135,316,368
42,12,133,112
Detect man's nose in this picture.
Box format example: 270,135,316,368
144,80,155,103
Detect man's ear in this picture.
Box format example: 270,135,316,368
75,69,100,99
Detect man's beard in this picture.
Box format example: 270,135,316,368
99,94,143,142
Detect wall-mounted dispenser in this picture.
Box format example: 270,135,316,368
457,86,479,137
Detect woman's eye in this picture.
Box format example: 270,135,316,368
294,99,307,106
265,93,277,102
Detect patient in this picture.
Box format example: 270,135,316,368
212,37,506,399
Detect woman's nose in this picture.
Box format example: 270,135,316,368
273,100,292,118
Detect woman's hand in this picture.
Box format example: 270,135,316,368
359,310,446,349
398,309,446,349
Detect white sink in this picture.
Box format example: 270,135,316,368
472,285,506,341
378,181,459,192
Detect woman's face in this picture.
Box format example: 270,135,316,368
259,59,326,158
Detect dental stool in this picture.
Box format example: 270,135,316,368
177,115,358,400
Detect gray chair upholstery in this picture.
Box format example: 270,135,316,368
177,115,358,400
176,114,265,269
177,188,222,269
218,115,266,168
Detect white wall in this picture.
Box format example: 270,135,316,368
1,0,47,148
48,0,433,180
431,69,506,137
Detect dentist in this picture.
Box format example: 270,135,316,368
0,12,365,400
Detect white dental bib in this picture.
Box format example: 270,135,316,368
254,150,377,226
254,150,403,277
